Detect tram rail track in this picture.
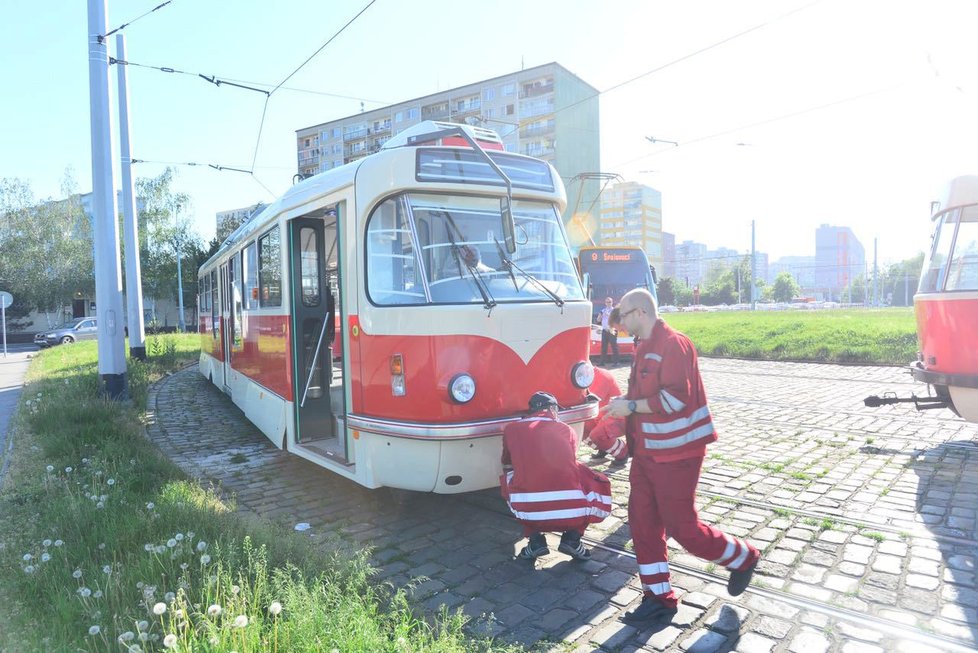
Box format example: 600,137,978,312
452,491,978,653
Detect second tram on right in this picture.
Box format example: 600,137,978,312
906,175,978,422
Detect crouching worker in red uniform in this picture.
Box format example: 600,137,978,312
501,391,613,561
605,288,760,624
584,366,629,462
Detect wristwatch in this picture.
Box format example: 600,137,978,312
627,400,637,414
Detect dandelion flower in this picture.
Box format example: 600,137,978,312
42,539,51,547
82,457,88,463
46,465,54,472
196,541,207,552
73,569,82,579
231,585,240,595
41,553,51,562
166,539,177,548
119,631,135,642
137,620,148,632
179,563,188,571
268,601,282,616
233,615,248,628
164,592,175,603
107,478,115,485
144,544,153,552
22,554,32,562
89,625,101,635
146,502,155,510
103,565,112,574
55,539,63,547
96,501,104,509
136,581,144,589
199,554,211,565
175,533,184,541
24,565,35,574
152,602,166,615
79,587,92,598
93,590,103,599
163,634,177,648
207,604,222,618
65,466,72,473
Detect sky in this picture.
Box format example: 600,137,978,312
3,0,978,264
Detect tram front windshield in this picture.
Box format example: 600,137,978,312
367,193,585,305
919,204,978,293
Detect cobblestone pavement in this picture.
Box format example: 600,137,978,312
146,358,978,652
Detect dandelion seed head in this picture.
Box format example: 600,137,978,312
144,544,153,552
93,590,103,598
179,563,188,571
65,466,72,473
152,602,166,615
42,539,51,547
119,631,135,642
103,565,112,574
138,632,149,642
41,553,50,562
81,457,88,463
137,620,148,632
233,614,248,628
96,501,104,509
80,587,92,597
166,538,176,548
107,478,115,485
268,601,282,616
207,604,222,617
88,625,100,635
136,581,144,589
45,465,53,472
155,545,166,554
164,592,175,603
72,569,82,579
163,633,177,648
231,585,240,595
175,533,184,541
146,502,154,510
199,554,211,565
24,565,35,573
22,553,32,562
196,541,207,552
54,539,63,546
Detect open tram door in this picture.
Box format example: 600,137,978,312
288,207,349,463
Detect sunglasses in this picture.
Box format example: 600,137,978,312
619,307,641,320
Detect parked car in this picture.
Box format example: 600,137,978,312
33,317,98,347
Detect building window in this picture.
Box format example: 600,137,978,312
407,107,419,120
483,87,495,102
243,242,259,310
502,83,515,96
258,228,282,307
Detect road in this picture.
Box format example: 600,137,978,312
146,358,978,652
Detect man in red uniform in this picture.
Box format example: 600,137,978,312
501,391,613,561
604,289,760,623
584,366,628,462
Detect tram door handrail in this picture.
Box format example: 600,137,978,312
300,315,331,409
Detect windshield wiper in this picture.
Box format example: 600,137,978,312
494,239,564,309
437,210,496,312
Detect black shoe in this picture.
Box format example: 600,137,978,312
590,449,609,460
557,534,591,561
727,557,758,596
517,533,549,560
621,597,677,624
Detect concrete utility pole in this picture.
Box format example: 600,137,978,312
87,0,127,398
116,34,146,360
873,238,879,307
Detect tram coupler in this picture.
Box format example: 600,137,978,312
863,392,950,411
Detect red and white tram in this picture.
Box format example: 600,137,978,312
197,121,598,493
866,175,978,422
911,176,978,422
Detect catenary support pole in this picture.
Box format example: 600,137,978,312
87,0,127,398
750,220,756,310
116,34,146,361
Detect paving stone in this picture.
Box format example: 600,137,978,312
787,627,830,653
734,632,776,653
704,603,750,634
840,642,885,653
787,581,832,602
939,604,978,624
745,595,800,620
904,573,940,590
791,563,827,584
682,591,718,610
679,628,728,652
837,561,865,576
588,620,637,649
836,621,885,643
823,573,858,593
636,624,682,651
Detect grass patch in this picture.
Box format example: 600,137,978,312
0,337,510,652
662,308,916,364
861,531,886,542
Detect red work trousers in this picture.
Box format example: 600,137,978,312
628,455,757,608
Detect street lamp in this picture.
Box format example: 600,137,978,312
174,202,186,333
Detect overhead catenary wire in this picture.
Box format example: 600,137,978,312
99,1,173,42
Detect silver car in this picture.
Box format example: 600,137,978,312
33,317,98,347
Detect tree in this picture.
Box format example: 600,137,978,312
656,276,677,306
771,272,800,302
136,169,204,326
881,252,924,306
0,175,94,328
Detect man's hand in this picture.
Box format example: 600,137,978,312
605,397,632,418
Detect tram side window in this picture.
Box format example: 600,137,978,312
299,227,321,307
243,242,259,310
258,228,282,307
919,209,958,292
210,270,218,338
366,197,425,305
945,206,978,291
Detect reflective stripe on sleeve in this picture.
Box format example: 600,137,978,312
643,422,715,450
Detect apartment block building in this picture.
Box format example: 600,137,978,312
598,181,664,269
295,62,600,229
814,224,865,300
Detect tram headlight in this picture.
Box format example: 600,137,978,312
449,373,476,403
571,361,595,389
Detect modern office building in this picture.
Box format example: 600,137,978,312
768,256,817,290
814,224,865,300
675,240,709,288
598,181,664,269
295,62,600,230
661,231,676,279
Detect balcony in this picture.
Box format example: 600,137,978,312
421,105,450,120
519,83,554,99
343,128,369,141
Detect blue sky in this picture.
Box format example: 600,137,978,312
3,0,978,262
